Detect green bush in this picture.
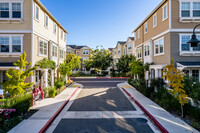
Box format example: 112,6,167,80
0,93,32,115
90,70,97,74
43,87,48,97
55,79,65,89
48,87,56,98
102,71,108,75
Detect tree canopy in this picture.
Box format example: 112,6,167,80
129,57,144,78
86,47,113,71
35,58,56,70
116,55,134,73
1,52,37,97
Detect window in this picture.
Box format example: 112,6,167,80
67,49,71,54
60,49,64,59
35,5,39,20
76,51,79,55
144,23,148,33
64,33,66,41
53,23,57,34
0,3,9,18
137,47,142,58
138,29,140,39
180,1,200,17
193,2,200,17
180,35,200,51
153,13,157,27
52,45,57,57
61,30,63,40
192,70,199,81
83,50,89,55
144,44,150,56
0,2,22,19
124,49,126,55
181,2,190,17
154,37,164,55
44,14,48,27
0,35,22,53
39,39,48,56
163,3,168,21
118,48,120,53
12,3,21,18
128,44,132,49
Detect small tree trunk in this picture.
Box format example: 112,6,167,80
181,104,184,118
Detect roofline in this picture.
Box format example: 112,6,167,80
34,0,68,34
133,0,167,33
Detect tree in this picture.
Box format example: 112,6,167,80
129,57,144,79
35,58,56,70
60,53,81,79
116,55,134,73
1,52,37,97
88,46,113,73
162,58,188,117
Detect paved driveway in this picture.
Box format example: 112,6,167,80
50,78,156,133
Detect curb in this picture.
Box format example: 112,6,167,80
122,87,169,133
39,87,79,133
70,77,130,79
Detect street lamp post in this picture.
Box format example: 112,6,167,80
187,24,200,47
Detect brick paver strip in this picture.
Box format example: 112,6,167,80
39,87,79,133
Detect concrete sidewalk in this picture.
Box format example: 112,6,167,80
118,82,199,133
8,83,82,133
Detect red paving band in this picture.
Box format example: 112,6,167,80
122,88,169,133
39,87,79,133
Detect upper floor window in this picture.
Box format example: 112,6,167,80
76,51,79,55
162,3,168,21
124,49,126,55
66,49,71,54
128,44,132,49
138,29,140,39
35,5,39,20
180,34,200,51
118,48,120,53
60,49,64,59
52,45,57,57
44,14,48,27
0,2,22,19
154,37,164,55
137,47,142,58
144,44,150,56
144,22,148,33
53,23,57,34
64,33,66,41
83,50,89,55
0,35,22,53
61,30,63,40
180,1,200,17
153,13,157,27
39,39,48,56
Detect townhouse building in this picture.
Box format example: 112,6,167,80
66,45,92,71
112,37,135,67
133,0,200,81
0,0,67,88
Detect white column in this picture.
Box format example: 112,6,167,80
155,69,158,79
51,70,54,87
43,69,48,88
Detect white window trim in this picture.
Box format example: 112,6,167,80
144,43,150,57
179,0,200,19
34,3,39,22
51,44,58,58
38,38,48,57
154,37,165,56
0,34,23,55
0,1,23,21
53,22,57,34
137,47,142,59
44,14,48,28
59,48,65,60
153,13,157,28
179,33,200,55
144,22,148,34
61,30,63,40
162,3,168,21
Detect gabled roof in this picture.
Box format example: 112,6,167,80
67,45,91,50
128,37,134,41
117,41,126,45
108,48,113,51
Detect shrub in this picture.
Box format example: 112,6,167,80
102,71,108,76
55,79,64,89
48,87,56,98
90,70,97,74
0,93,32,115
43,87,49,98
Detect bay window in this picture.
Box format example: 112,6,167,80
137,47,142,58
0,2,22,19
52,45,57,57
144,44,150,56
39,39,48,56
60,49,64,59
0,35,22,53
154,37,164,55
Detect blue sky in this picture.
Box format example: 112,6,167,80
40,0,163,49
